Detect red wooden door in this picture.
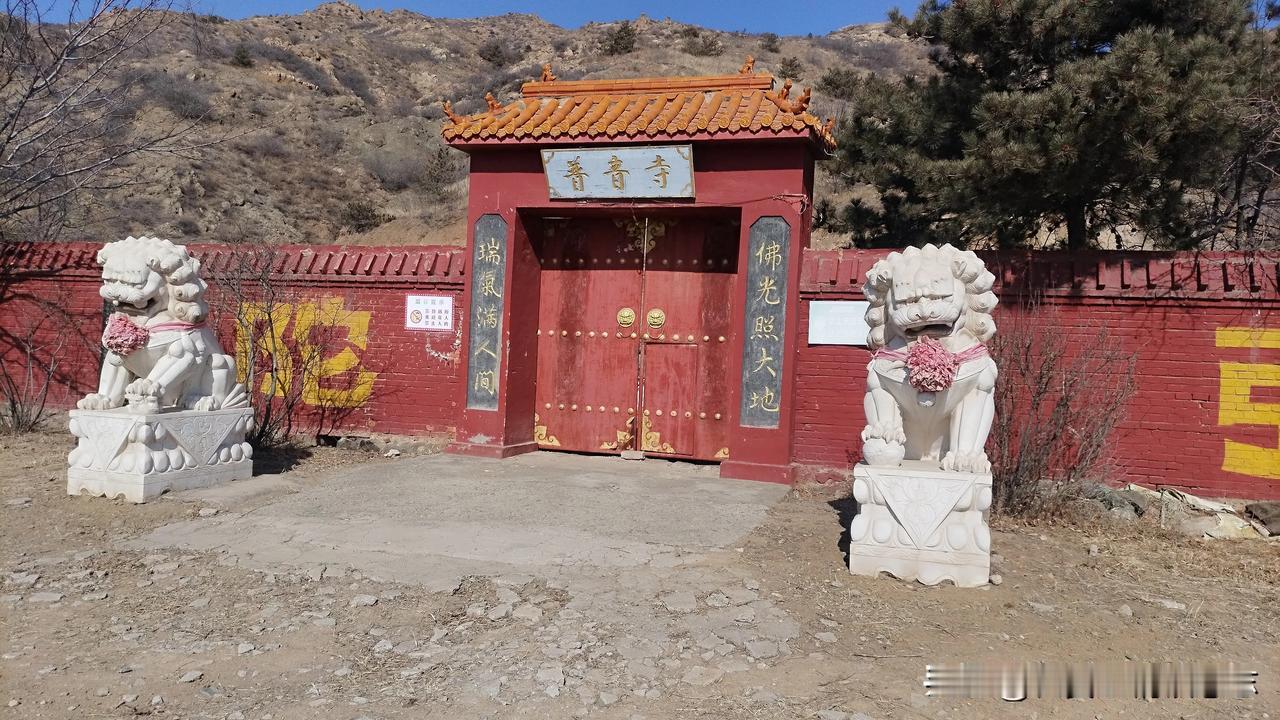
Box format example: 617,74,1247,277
637,218,737,460
534,217,644,453
533,214,737,461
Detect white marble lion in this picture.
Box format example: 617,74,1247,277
860,243,998,473
77,236,248,414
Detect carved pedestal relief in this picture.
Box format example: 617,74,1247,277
848,463,992,587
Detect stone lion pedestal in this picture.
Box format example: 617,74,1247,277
68,407,254,503
67,236,254,503
848,461,992,588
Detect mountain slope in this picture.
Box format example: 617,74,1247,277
78,2,928,247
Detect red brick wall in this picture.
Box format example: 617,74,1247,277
795,249,1280,500
0,242,467,437
4,243,1279,498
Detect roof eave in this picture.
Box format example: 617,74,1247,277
443,127,833,152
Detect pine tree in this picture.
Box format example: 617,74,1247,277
835,0,1262,249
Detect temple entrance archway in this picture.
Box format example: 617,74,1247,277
530,210,739,461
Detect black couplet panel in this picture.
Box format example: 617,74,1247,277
739,216,791,428
466,214,508,410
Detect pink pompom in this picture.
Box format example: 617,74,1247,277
906,336,960,392
102,313,150,356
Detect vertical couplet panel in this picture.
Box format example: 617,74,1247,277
739,216,790,428
467,214,508,410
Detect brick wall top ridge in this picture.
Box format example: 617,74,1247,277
3,242,469,282
800,248,1280,301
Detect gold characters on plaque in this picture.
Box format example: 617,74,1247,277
564,157,588,192
606,155,629,190
647,155,671,189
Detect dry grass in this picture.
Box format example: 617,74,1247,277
57,10,925,246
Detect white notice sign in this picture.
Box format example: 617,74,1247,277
808,301,870,346
405,295,453,331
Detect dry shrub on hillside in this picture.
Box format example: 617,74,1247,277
477,38,523,67
237,132,289,160
141,71,213,120
682,32,725,57
337,200,386,232
245,41,338,94
987,298,1138,517
362,141,465,198
333,61,377,107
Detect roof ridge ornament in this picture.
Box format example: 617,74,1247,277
738,55,755,75
777,79,792,101
540,63,557,82
442,100,462,125
485,92,504,113
789,87,811,114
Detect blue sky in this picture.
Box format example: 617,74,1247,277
187,0,907,35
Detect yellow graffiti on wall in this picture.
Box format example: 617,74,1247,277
1217,327,1280,481
235,297,377,409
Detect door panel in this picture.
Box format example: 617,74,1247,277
638,219,737,459
532,214,737,461
533,218,642,453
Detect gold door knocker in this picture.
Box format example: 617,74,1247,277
646,308,666,329
617,307,636,328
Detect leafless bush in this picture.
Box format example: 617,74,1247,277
310,125,344,154
215,247,378,446
0,306,68,433
236,132,289,160
362,140,464,195
337,200,385,232
141,71,213,120
987,298,1138,517
477,38,522,67
362,148,424,191
682,33,724,57
333,61,377,107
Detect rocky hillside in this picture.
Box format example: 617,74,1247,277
82,2,929,247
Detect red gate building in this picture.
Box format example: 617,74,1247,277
441,67,836,483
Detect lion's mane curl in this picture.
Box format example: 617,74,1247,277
862,243,997,351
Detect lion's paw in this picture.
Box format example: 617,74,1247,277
77,393,122,410
942,451,991,474
861,422,906,445
188,396,216,412
125,378,163,398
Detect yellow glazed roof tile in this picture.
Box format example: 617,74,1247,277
442,69,836,150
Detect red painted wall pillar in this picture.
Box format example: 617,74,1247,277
721,198,808,483
447,211,542,458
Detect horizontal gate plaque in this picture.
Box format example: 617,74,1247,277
541,145,694,199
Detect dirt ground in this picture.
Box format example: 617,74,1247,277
2,430,1278,720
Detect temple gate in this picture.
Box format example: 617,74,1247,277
442,65,836,483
